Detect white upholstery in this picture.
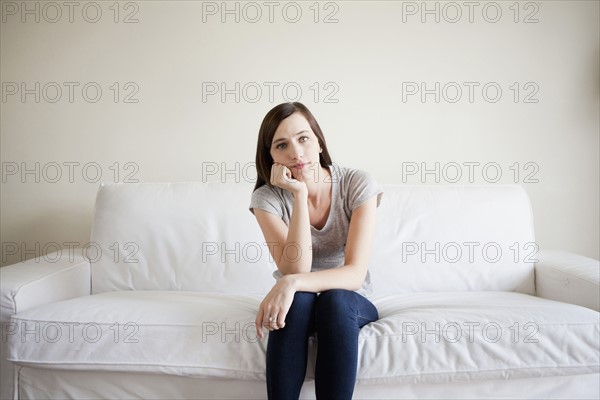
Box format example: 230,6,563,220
90,182,535,295
535,249,600,311
15,368,600,400
1,182,598,399
370,185,536,295
7,291,599,384
90,182,274,294
0,253,90,400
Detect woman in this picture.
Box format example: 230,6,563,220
249,102,383,399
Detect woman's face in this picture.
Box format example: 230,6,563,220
270,112,321,181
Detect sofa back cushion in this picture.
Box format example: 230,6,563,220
91,182,275,294
91,182,535,295
370,185,536,295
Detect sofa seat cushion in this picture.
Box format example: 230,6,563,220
365,291,599,383
7,291,599,384
8,291,266,380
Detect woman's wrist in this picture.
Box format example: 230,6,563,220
281,274,300,292
292,185,308,199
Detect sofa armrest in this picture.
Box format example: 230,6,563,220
1,252,91,319
0,251,91,400
535,249,599,311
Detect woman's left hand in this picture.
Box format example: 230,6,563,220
255,276,297,340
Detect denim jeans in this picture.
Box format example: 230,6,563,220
266,289,379,400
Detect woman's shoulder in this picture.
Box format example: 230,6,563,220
251,183,291,205
330,163,376,186
249,183,291,218
331,163,383,211
252,183,282,199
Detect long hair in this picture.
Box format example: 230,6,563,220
253,102,333,191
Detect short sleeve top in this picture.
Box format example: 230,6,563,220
249,163,384,296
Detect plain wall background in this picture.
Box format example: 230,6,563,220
1,0,598,267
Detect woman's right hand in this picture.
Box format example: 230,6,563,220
270,163,307,194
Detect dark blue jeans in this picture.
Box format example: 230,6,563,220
266,289,379,400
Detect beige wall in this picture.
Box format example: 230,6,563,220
1,0,598,266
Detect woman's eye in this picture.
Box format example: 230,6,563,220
299,136,308,142
276,143,286,149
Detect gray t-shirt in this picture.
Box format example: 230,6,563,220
248,163,384,297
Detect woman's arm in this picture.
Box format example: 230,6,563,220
253,164,312,275
285,195,378,292
255,195,378,339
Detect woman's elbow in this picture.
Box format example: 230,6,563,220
277,251,311,274
277,260,312,275
347,264,368,291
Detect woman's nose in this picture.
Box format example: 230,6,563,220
289,145,302,159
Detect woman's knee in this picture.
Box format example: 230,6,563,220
285,291,317,321
317,288,355,306
315,289,356,322
290,291,317,308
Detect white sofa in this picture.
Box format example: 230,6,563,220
1,182,599,399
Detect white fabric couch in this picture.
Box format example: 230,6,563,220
1,182,599,399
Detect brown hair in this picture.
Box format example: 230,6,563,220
253,102,333,191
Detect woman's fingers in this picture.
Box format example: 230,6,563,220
263,305,278,330
256,302,283,339
274,164,288,182
264,305,274,325
261,303,287,331
256,280,294,338
255,306,265,340
277,311,286,329
270,164,284,186
271,163,299,190
268,313,279,330
269,307,286,330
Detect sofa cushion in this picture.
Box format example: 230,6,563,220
90,182,535,295
8,291,598,383
90,182,275,294
8,291,266,380
370,185,536,295
365,291,599,383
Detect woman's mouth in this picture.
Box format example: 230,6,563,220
294,163,306,169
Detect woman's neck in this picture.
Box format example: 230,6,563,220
304,165,331,204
